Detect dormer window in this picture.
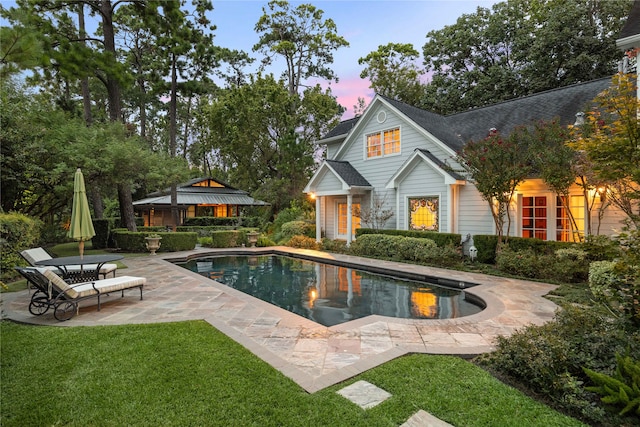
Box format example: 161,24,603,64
366,127,400,158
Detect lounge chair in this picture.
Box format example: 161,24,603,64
20,247,118,280
15,267,145,321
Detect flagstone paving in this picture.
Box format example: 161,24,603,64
1,246,559,395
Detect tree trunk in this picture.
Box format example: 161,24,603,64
78,4,93,126
90,187,104,219
117,182,137,232
100,1,121,121
169,53,179,231
99,0,136,230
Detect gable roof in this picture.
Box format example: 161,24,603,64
619,0,640,40
379,95,465,152
322,117,359,140
303,160,372,195
447,77,611,144
325,160,372,187
386,149,465,189
322,77,611,155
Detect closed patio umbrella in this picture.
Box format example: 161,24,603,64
67,168,95,258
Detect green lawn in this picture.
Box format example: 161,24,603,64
1,320,585,427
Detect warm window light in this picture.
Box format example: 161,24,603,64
308,288,317,308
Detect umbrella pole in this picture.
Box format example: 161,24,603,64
79,240,85,259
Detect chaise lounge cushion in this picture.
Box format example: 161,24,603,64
41,269,145,299
21,247,118,278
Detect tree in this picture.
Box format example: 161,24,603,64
0,7,43,79
422,0,632,115
200,74,343,216
525,119,584,241
457,129,532,242
353,192,394,230
570,72,640,229
358,43,424,106
253,0,349,95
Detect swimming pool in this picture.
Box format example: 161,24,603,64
177,254,483,327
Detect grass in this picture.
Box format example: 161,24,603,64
0,320,586,427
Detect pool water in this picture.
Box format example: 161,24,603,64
178,255,483,327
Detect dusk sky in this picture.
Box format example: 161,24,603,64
1,0,500,118
213,0,499,118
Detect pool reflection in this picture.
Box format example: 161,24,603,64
179,255,482,327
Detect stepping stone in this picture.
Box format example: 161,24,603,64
400,409,454,427
337,380,391,409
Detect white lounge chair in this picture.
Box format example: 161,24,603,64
20,247,118,279
15,267,145,321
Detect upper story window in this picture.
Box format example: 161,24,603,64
366,127,400,158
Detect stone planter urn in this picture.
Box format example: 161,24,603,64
145,236,162,255
247,231,259,248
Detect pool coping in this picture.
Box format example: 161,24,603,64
1,246,560,393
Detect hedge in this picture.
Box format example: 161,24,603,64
349,234,461,266
182,216,262,228
473,234,577,264
112,231,197,253
356,228,461,248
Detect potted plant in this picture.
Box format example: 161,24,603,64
145,234,162,255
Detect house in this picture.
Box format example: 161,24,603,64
304,7,640,245
133,177,268,227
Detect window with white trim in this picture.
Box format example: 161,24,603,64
522,196,547,240
409,197,439,231
366,127,400,158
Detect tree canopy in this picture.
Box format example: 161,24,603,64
356,0,632,115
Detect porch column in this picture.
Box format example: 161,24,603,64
315,196,322,243
347,193,353,246
447,185,454,233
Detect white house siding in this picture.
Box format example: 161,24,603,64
395,161,449,231
323,196,338,240
457,183,495,237
325,141,343,160
591,200,630,237
315,170,343,194
338,104,455,193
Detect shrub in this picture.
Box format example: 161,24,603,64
203,231,243,248
286,235,319,250
582,234,621,261
0,212,42,282
478,306,640,425
584,353,640,418
355,228,461,248
472,235,499,264
349,234,398,259
182,216,263,228
349,234,461,267
495,246,540,278
278,220,315,243
495,245,589,282
256,235,276,247
320,238,349,254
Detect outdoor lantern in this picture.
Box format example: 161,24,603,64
468,246,478,262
